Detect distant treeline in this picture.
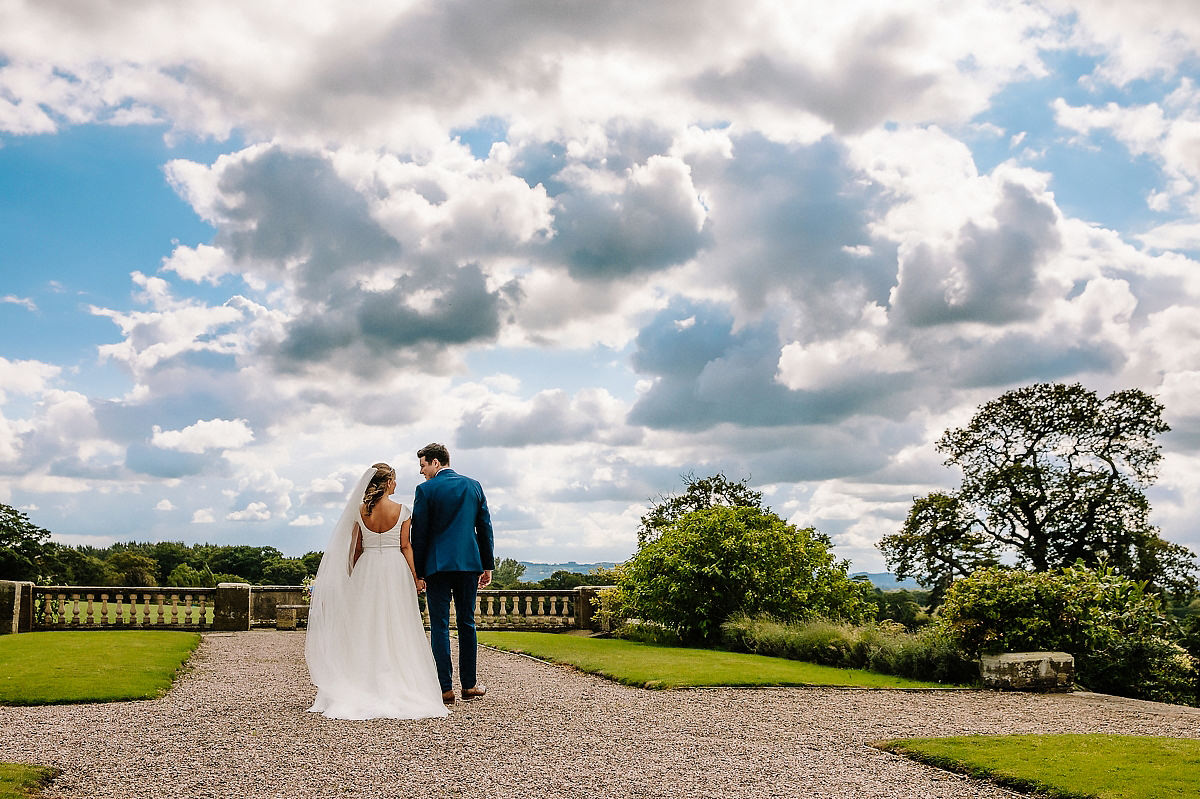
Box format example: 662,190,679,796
1,503,616,589
28,540,323,587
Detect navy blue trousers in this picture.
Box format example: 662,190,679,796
425,571,479,693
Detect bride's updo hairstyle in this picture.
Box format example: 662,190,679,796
361,462,395,515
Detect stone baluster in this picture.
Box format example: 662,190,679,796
170,595,179,626
498,594,508,626
536,596,546,625
523,595,533,619
548,595,559,621
142,594,151,626
155,594,166,625
85,593,95,626
198,594,208,629
69,593,80,626
449,597,457,628
99,594,110,626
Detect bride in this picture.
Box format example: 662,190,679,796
305,462,449,720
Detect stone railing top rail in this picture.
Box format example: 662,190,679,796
33,586,598,593
35,586,217,593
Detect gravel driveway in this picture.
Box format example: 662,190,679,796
2,630,1199,798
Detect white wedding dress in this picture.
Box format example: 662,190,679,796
306,493,449,721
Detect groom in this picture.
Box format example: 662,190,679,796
410,442,495,704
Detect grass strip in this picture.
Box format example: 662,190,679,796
0,630,201,705
0,763,58,799
478,631,959,689
876,734,1200,799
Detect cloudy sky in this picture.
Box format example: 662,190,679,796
2,1,1200,571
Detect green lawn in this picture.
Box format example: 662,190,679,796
0,764,57,799
42,607,215,626
877,734,1200,799
478,631,960,689
0,630,201,705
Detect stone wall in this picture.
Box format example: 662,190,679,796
250,586,306,627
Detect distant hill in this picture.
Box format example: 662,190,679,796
518,561,617,582
851,572,925,592
513,563,919,590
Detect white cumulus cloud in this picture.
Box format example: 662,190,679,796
152,418,255,454
226,501,271,522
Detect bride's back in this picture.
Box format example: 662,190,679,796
361,497,403,533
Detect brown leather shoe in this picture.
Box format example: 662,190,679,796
442,690,456,705
461,684,487,700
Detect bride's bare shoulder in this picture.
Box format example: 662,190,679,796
379,497,404,522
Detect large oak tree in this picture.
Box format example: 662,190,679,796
879,383,1196,604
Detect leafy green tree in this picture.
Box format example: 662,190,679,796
619,505,875,644
166,562,208,587
538,570,592,590
150,541,192,585
210,572,249,584
878,492,1000,606
107,551,160,586
260,557,308,585
208,545,282,583
0,503,51,581
300,551,323,576
638,472,763,546
36,545,115,585
880,383,1196,600
584,566,620,586
490,558,527,589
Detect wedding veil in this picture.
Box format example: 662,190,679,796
304,466,374,689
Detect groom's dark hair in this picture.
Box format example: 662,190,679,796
417,442,450,466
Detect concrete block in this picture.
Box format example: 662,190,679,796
981,651,1074,692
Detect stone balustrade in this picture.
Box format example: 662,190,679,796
30,586,216,630
0,581,606,635
426,589,580,631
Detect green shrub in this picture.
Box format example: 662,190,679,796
613,620,684,647
721,613,976,684
866,589,931,629
618,506,875,644
938,565,1198,705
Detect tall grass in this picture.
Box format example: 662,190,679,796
721,614,977,685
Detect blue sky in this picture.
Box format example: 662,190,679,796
2,1,1200,571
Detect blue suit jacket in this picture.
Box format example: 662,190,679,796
410,468,495,579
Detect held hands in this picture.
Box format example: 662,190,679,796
478,570,492,589
415,578,426,593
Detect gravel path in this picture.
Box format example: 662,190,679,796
2,631,1199,798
